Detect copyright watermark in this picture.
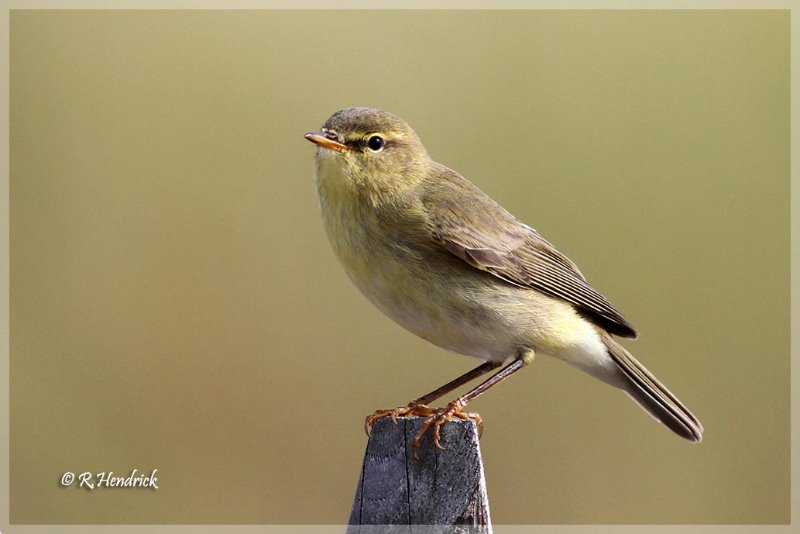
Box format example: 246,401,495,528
60,469,159,490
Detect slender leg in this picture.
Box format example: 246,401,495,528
414,349,536,453
414,360,503,405
364,360,503,434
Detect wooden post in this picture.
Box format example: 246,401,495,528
347,416,492,533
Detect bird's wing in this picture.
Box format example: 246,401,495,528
422,172,638,339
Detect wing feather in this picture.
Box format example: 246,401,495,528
423,169,638,339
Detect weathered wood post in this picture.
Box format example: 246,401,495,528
347,416,492,533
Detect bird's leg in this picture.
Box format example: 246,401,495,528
364,360,502,435
413,349,536,454
413,360,504,405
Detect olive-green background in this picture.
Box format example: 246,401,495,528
10,10,789,524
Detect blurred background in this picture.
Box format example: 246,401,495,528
10,10,788,524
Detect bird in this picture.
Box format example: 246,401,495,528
304,107,703,451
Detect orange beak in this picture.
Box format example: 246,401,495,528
304,132,349,153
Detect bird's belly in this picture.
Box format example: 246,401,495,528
353,270,512,361
337,249,575,362
321,215,505,359
350,262,600,364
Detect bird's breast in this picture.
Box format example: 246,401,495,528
316,175,505,359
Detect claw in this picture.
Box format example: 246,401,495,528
364,402,435,436
411,400,483,458
365,399,484,460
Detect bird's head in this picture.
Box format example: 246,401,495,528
305,107,431,205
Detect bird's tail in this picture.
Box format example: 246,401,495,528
602,332,703,442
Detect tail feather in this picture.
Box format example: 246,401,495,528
602,332,703,443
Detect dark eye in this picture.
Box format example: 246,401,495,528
367,135,385,152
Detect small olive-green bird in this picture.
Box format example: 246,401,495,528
305,107,703,449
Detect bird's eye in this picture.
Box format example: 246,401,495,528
367,135,385,152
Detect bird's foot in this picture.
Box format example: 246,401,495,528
412,400,482,457
364,401,436,436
